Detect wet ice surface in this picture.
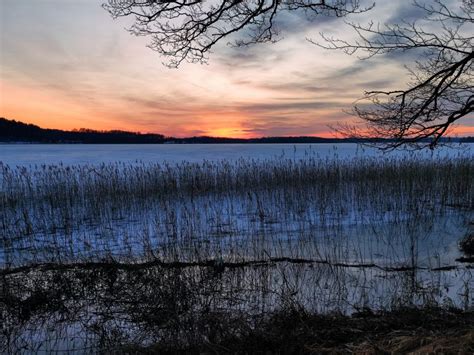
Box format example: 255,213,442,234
2,193,470,269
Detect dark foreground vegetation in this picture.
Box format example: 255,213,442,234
2,117,473,144
127,308,474,353
1,153,473,352
2,260,473,353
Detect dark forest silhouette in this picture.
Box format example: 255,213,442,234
0,117,166,144
1,117,471,144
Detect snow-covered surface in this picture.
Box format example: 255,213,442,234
1,143,473,352
0,142,472,166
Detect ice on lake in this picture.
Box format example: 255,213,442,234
1,142,472,166
1,143,473,352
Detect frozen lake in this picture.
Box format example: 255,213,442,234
0,143,472,166
1,143,473,352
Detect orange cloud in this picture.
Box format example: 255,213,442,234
2,78,473,139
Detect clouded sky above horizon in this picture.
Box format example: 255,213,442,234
1,0,472,138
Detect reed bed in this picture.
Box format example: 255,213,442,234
0,153,473,352
1,154,472,205
1,155,472,265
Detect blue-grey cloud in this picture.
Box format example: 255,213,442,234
387,1,428,23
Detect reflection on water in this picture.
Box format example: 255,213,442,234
2,257,473,352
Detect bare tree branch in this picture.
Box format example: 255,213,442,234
104,1,472,149
319,0,473,149
103,0,371,67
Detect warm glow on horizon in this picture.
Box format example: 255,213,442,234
1,0,472,138
2,73,472,138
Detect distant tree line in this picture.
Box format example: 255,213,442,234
1,117,471,144
0,118,166,144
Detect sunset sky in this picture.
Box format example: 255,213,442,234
1,0,472,138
